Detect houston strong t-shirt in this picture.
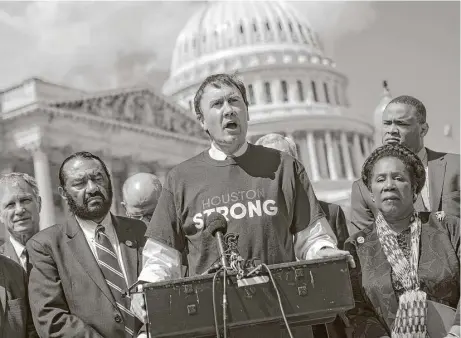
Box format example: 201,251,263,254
145,143,324,276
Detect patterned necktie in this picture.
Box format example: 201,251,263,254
95,225,136,337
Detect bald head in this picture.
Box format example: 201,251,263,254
122,173,162,223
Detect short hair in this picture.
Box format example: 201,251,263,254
361,143,426,195
255,133,298,158
0,172,40,201
59,151,111,187
193,73,249,121
385,95,426,124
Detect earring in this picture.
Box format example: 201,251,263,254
413,193,418,203
371,195,375,202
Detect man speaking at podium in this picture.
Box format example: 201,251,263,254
132,73,352,325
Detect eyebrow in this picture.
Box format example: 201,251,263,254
209,93,240,107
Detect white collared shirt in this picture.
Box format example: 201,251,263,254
75,213,129,284
10,236,27,270
417,147,431,211
208,141,249,160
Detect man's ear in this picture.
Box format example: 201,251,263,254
58,186,67,201
420,122,429,137
37,196,42,213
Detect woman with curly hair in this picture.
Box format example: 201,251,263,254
345,143,460,338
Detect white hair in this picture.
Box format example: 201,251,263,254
0,172,40,200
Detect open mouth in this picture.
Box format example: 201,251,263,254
223,121,239,130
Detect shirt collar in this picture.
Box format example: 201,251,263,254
417,147,428,166
75,212,113,238
9,235,26,258
208,141,248,161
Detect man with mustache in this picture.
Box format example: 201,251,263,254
27,151,147,338
132,73,352,332
350,95,460,232
0,173,40,273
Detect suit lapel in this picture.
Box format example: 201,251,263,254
65,215,116,306
112,215,139,287
4,241,20,266
428,149,446,212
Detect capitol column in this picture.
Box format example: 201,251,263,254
353,133,364,175
306,131,320,181
14,127,56,229
340,132,355,180
324,131,339,180
103,154,121,215
362,136,371,157
253,79,264,106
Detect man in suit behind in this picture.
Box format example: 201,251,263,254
0,245,37,337
27,151,147,338
350,95,460,233
0,173,41,273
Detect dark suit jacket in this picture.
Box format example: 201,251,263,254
0,254,37,338
345,212,460,337
350,148,460,233
27,213,146,338
319,201,349,250
0,238,21,266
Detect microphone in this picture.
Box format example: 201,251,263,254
205,212,229,269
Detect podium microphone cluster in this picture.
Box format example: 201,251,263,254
206,212,229,270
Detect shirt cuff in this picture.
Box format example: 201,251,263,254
137,334,148,338
304,239,336,260
448,325,461,337
138,238,182,283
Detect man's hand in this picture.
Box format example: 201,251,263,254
316,248,356,268
131,293,148,324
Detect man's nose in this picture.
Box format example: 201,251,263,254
86,180,99,193
14,203,26,214
222,102,235,117
386,123,399,134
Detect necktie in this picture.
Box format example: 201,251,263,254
23,249,32,276
95,225,136,337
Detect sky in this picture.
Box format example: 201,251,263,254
0,1,459,153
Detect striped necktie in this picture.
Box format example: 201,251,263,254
95,224,136,337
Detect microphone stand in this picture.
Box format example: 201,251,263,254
222,266,228,338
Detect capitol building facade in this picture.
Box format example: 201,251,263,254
163,1,375,205
0,1,377,238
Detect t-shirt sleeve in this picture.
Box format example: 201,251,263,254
290,159,325,234
145,177,185,252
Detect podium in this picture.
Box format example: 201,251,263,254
143,257,354,337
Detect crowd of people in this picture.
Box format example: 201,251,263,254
0,73,459,338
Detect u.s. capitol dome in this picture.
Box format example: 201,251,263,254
163,0,375,208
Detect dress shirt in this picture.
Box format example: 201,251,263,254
208,141,249,160
417,147,431,211
138,141,337,283
75,213,129,285
10,235,27,270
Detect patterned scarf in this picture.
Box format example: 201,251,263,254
375,211,427,338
